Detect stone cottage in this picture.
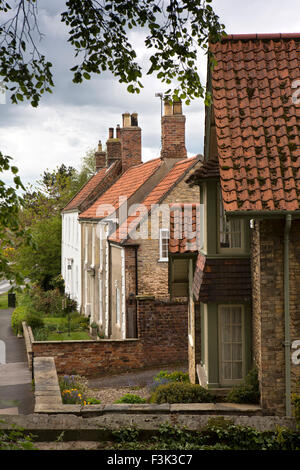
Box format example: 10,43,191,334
172,33,300,416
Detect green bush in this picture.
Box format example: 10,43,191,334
154,370,189,383
25,312,45,331
32,328,48,341
292,393,300,428
11,306,30,335
85,397,101,405
114,394,147,404
226,368,260,404
150,382,216,404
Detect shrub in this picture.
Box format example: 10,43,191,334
25,312,45,331
226,368,260,404
85,398,101,405
114,394,147,404
149,369,190,393
32,328,48,341
154,370,189,383
28,285,66,316
292,393,300,428
150,382,216,404
11,306,30,335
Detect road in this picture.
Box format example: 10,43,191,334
0,280,12,295
0,308,34,415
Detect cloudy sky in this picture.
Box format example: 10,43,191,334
1,0,300,188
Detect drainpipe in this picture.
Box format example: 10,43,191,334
284,214,292,417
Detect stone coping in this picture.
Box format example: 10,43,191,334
33,338,139,344
33,356,263,417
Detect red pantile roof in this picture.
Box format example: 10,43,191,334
210,34,300,212
169,203,202,254
109,156,200,243
79,158,162,220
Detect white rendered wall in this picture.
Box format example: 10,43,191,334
61,211,82,309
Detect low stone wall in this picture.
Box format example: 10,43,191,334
25,298,188,377
22,321,34,371
33,356,263,419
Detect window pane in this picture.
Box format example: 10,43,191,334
222,362,232,380
219,305,244,383
219,190,242,249
222,343,231,361
232,343,242,361
160,229,169,259
232,362,243,380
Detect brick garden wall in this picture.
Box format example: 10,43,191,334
32,298,188,377
251,219,300,416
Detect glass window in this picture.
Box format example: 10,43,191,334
159,228,169,261
219,305,244,384
219,190,242,249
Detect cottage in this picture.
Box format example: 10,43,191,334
177,33,300,416
78,102,202,342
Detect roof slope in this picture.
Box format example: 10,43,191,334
211,33,300,212
63,160,121,212
79,158,162,220
109,156,199,243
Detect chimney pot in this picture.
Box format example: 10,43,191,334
131,113,138,126
173,100,182,115
164,100,173,116
122,113,131,128
116,125,121,139
109,127,114,139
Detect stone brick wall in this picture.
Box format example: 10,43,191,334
136,172,201,301
251,219,300,416
161,114,187,160
32,298,188,377
137,297,188,367
121,125,142,172
32,339,142,377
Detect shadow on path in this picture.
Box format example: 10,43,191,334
0,308,34,415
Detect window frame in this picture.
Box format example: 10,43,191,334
218,304,246,386
159,228,169,262
217,187,245,254
116,285,121,326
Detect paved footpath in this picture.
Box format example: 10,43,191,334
0,308,34,415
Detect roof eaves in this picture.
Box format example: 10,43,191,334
226,210,300,218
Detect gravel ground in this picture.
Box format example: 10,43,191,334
86,385,150,404
86,365,187,404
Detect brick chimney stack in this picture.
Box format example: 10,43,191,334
161,100,187,160
106,127,122,166
94,141,107,171
121,112,142,172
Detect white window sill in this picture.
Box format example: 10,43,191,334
158,258,169,263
